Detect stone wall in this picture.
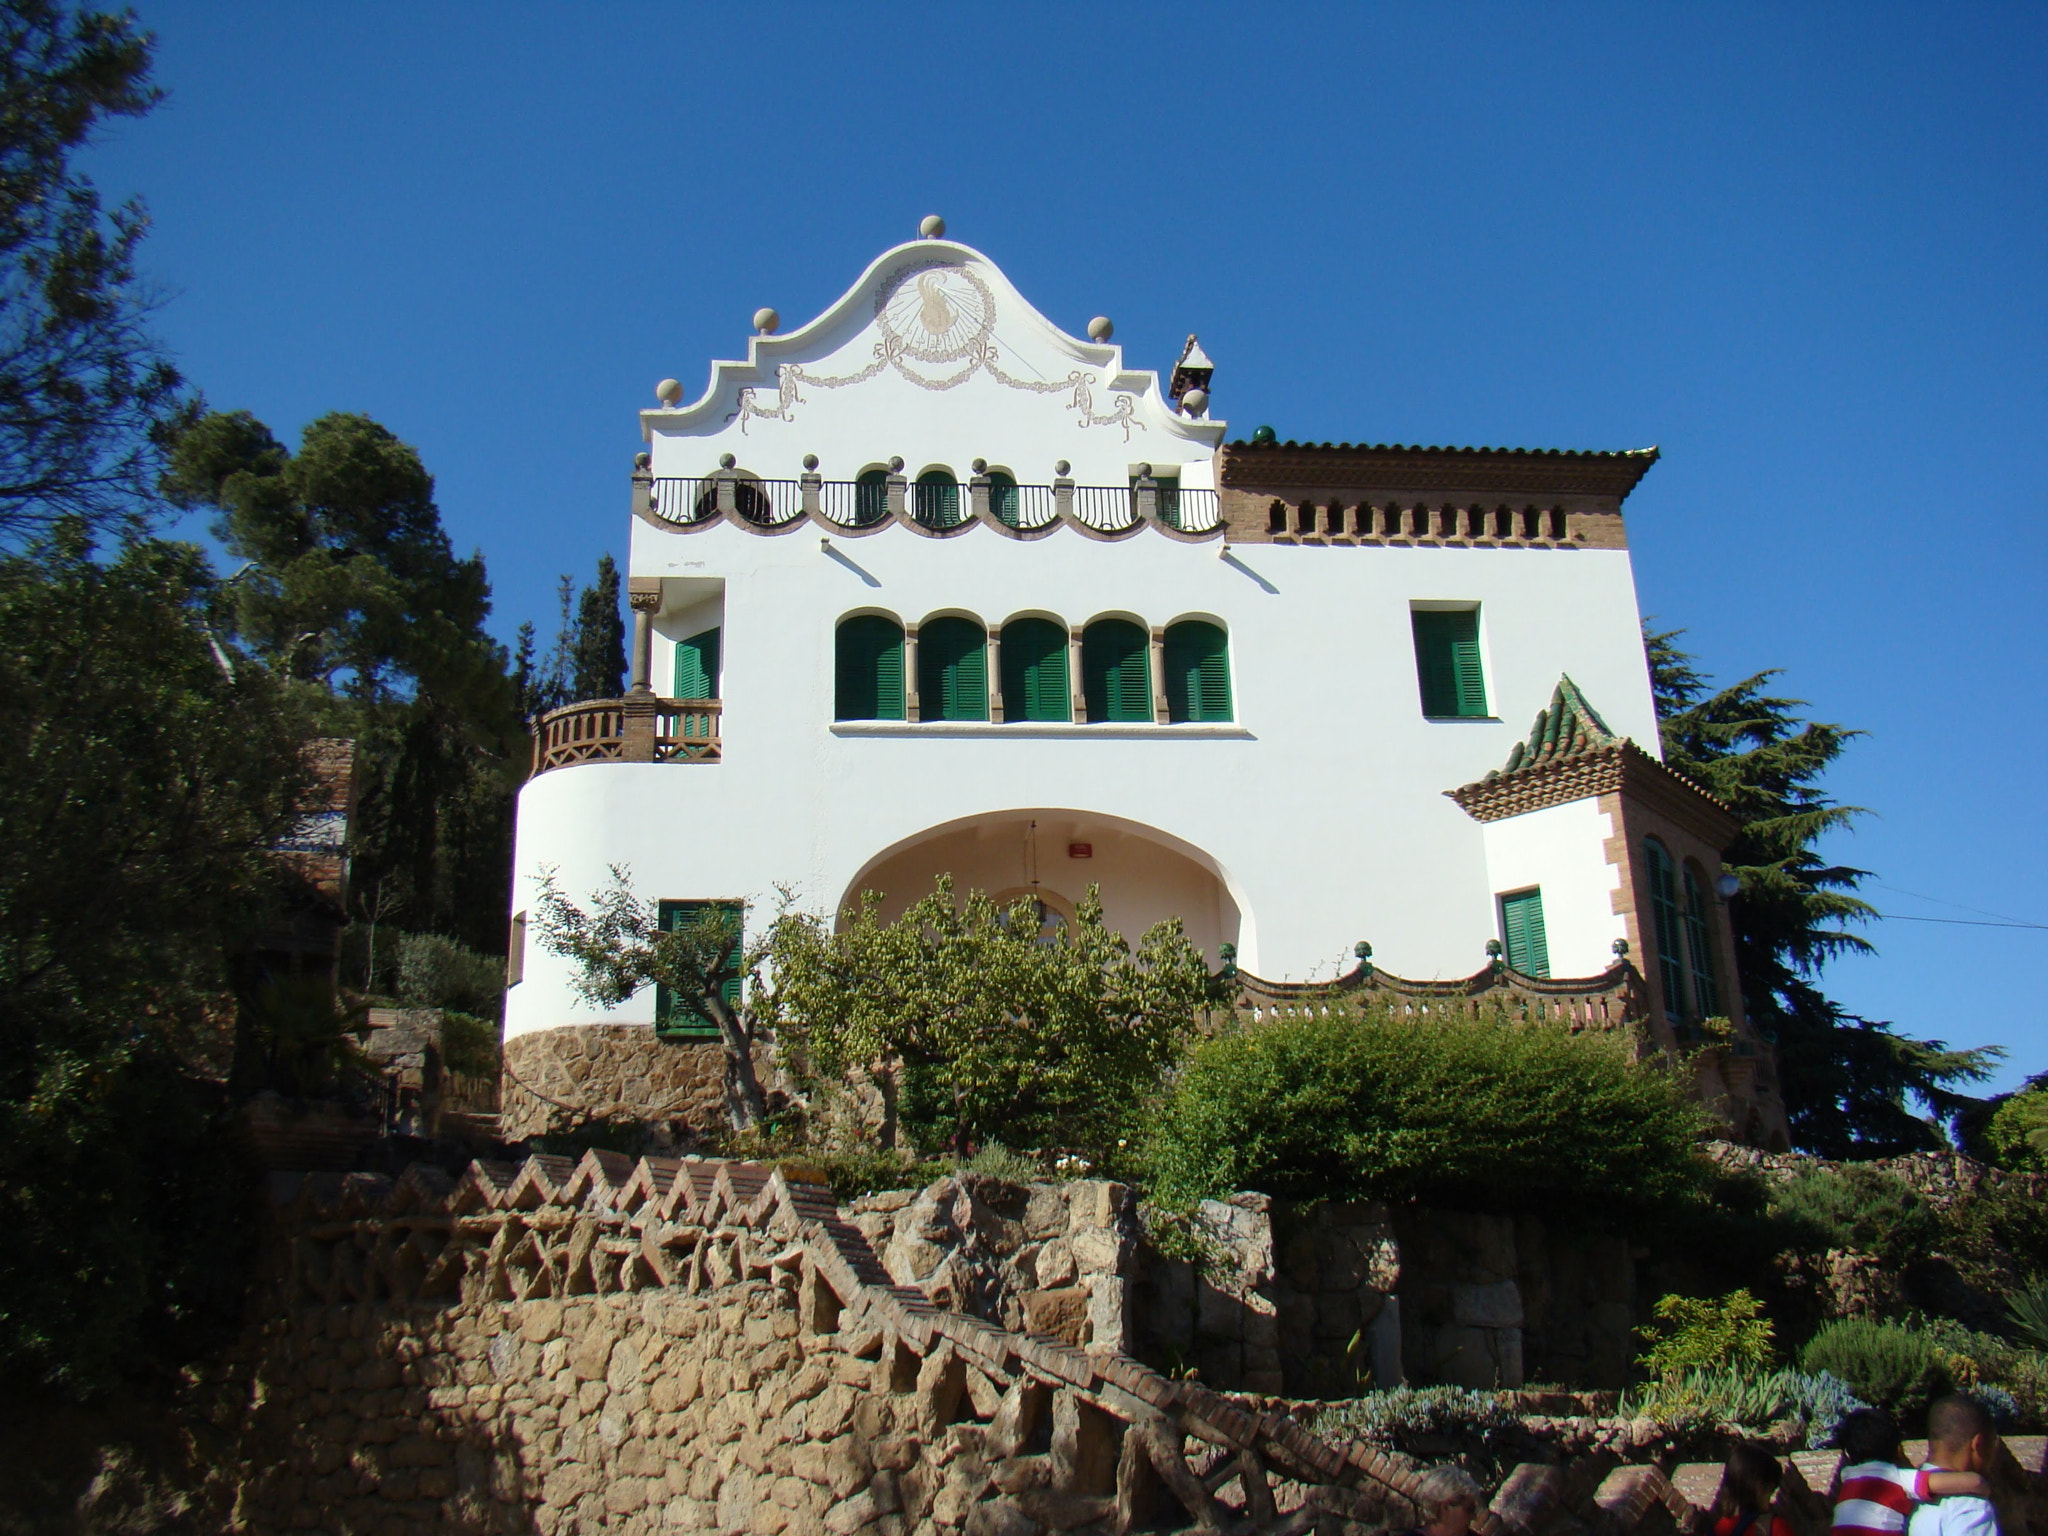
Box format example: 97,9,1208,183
500,1026,731,1142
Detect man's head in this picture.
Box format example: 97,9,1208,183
1925,1394,1995,1471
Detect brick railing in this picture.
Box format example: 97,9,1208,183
530,696,720,778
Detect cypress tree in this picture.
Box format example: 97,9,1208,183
571,552,626,701
1646,626,1996,1155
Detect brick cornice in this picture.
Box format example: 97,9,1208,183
1447,739,1738,845
1219,441,1659,502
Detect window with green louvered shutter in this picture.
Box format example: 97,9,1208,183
1499,888,1550,977
1163,621,1232,722
1645,839,1691,1020
854,468,889,527
835,615,904,720
1411,607,1488,717
1000,618,1069,722
988,471,1022,527
914,469,961,528
674,628,720,700
917,616,988,721
1082,620,1151,723
1682,867,1723,1017
655,899,741,1038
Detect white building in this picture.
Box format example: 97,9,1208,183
502,224,1787,1148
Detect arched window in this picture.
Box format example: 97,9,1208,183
917,616,987,721
1000,618,1070,722
853,468,889,527
1163,620,1232,722
988,470,1022,528
835,615,904,721
1081,619,1151,723
914,469,961,528
1682,866,1723,1017
1644,838,1690,1020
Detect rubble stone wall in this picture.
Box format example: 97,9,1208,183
500,1027,730,1142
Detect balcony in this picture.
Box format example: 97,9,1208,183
531,696,719,779
647,463,1221,536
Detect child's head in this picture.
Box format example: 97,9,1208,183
1925,1395,1994,1471
1836,1407,1905,1466
1719,1442,1783,1518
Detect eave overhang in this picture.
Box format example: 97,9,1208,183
1447,738,1740,847
1220,440,1660,502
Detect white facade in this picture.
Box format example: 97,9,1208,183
504,236,1668,1041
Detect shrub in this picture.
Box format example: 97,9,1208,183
1622,1367,1864,1448
1637,1290,1776,1379
960,1142,1040,1184
1799,1318,1950,1419
1942,1178,2048,1281
1768,1165,1940,1270
1310,1385,1514,1446
1985,1087,2048,1174
1142,1005,1707,1214
439,1010,501,1078
397,931,506,1017
2008,1282,2048,1351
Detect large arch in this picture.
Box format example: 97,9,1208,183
834,807,1250,965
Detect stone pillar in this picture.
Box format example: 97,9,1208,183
627,579,661,695
1149,625,1169,724
1054,474,1075,523
800,470,822,517
1068,625,1085,723
988,625,1005,723
904,622,921,724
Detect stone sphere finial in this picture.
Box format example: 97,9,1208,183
802,453,819,472
655,378,683,406
888,455,904,473
1181,387,1209,418
1087,316,1113,342
1136,463,1153,479
919,214,946,238
719,452,736,470
753,307,780,335
634,452,651,470
1250,424,1277,445
1053,459,1071,477
971,458,987,474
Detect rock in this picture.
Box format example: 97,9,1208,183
1452,1280,1525,1328
1020,1288,1089,1346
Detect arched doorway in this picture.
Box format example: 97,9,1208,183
836,809,1246,964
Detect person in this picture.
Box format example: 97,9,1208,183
1834,1405,1991,1536
1393,1466,1484,1536
1904,1396,2000,1536
1714,1442,1796,1536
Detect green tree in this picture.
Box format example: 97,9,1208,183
1646,627,1996,1155
1984,1078,2048,1173
572,552,625,701
0,3,189,546
0,523,304,1392
767,879,1213,1157
164,409,524,952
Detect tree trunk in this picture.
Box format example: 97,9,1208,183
706,998,767,1131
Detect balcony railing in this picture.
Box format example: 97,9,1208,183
531,696,721,778
648,470,1221,534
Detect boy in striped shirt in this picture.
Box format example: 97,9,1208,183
1834,1408,1990,1536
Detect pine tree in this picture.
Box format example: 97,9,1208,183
1646,626,1997,1155
571,552,626,701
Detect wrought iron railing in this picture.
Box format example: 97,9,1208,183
531,696,722,777
648,476,1220,533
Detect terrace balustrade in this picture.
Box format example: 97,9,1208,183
646,467,1221,534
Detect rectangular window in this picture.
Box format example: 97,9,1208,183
674,628,721,700
654,899,742,1039
1498,888,1550,977
506,911,526,987
1411,606,1488,718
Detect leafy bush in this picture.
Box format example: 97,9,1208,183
1941,1178,2048,1282
762,1147,952,1202
1310,1385,1514,1445
1985,1087,2048,1174
1622,1367,1864,1448
1637,1290,1776,1379
439,1010,501,1078
960,1142,1041,1183
2007,1283,2048,1351
1768,1165,1939,1270
1799,1318,1951,1418
1142,1006,1707,1214
397,931,506,1017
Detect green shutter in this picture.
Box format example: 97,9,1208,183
1682,868,1723,1017
915,470,961,528
1000,618,1069,722
1082,620,1150,723
918,617,988,721
1499,888,1550,978
674,628,720,700
988,471,1021,528
854,469,889,527
1163,621,1232,723
1645,839,1691,1020
835,616,904,720
1412,608,1487,717
655,900,742,1038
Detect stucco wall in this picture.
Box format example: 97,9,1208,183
1478,798,1628,977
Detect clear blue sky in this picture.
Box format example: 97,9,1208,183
88,3,2047,1091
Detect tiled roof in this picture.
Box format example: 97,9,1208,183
1227,440,1659,462
1494,675,1618,778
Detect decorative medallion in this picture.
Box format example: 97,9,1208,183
726,259,1146,441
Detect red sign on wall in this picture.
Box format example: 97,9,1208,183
1067,843,1092,859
